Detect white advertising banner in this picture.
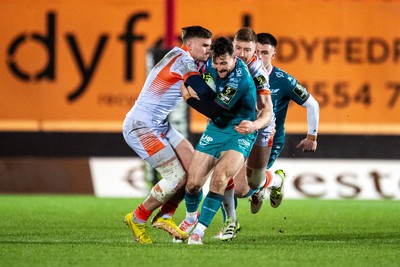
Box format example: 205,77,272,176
274,159,400,200
89,157,149,198
89,157,400,200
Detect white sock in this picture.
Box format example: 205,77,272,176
185,211,198,224
193,223,207,237
265,171,283,189
223,189,236,221
271,172,283,189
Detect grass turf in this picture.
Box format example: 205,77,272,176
0,195,399,267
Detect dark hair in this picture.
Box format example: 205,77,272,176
234,27,257,43
256,33,278,48
181,26,212,43
211,36,234,59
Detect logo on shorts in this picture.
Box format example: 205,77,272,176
199,134,213,147
238,138,251,150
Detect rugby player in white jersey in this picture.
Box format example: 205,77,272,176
123,26,233,244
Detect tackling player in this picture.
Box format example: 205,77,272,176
123,26,236,244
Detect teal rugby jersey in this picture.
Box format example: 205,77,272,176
269,66,310,143
203,57,257,128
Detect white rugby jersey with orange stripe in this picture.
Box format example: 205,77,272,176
246,55,270,95
126,45,201,124
246,54,276,146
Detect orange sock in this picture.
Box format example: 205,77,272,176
133,203,152,223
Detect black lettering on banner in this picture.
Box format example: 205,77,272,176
368,38,389,63
217,86,237,105
5,11,150,103
336,174,361,198
386,82,400,108
333,82,350,108
118,13,149,81
293,173,325,197
66,35,109,101
370,171,394,199
7,13,56,81
276,37,298,63
353,83,371,107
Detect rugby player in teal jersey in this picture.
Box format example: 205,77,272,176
179,36,270,245
213,31,320,241
249,32,320,211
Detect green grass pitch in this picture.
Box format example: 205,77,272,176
1,195,399,267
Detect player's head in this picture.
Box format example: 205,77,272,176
182,26,212,62
233,27,257,64
256,33,277,69
211,36,235,79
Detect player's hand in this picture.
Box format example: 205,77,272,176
234,120,256,135
180,84,200,101
296,134,317,152
180,83,191,101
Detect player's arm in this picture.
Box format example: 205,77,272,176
296,94,320,152
185,75,216,101
234,93,273,134
181,84,228,120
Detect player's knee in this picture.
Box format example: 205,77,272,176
150,158,186,203
185,181,202,194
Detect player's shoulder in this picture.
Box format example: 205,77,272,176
271,66,297,85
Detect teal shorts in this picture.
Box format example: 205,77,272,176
195,123,257,159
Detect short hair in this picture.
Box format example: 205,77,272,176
181,26,212,43
211,36,234,59
234,27,257,43
256,33,278,48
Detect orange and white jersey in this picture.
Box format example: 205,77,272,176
126,45,201,124
246,55,270,95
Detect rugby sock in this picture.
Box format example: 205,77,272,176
223,187,237,221
266,170,282,189
133,203,152,223
198,191,223,228
185,188,203,223
160,201,178,219
193,223,207,237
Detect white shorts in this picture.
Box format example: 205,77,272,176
254,117,276,147
122,117,185,166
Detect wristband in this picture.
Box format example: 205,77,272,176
306,134,317,141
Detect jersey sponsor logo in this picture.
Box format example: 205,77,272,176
235,68,242,77
217,86,237,105
293,83,308,100
275,71,284,78
270,88,280,94
198,134,213,147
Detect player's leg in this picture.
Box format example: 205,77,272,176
151,131,194,231
189,150,245,244
122,119,188,243
250,138,287,213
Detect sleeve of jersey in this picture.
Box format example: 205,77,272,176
252,69,270,95
186,98,228,119
289,79,310,105
185,74,217,101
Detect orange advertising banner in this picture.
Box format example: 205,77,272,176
1,0,399,134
